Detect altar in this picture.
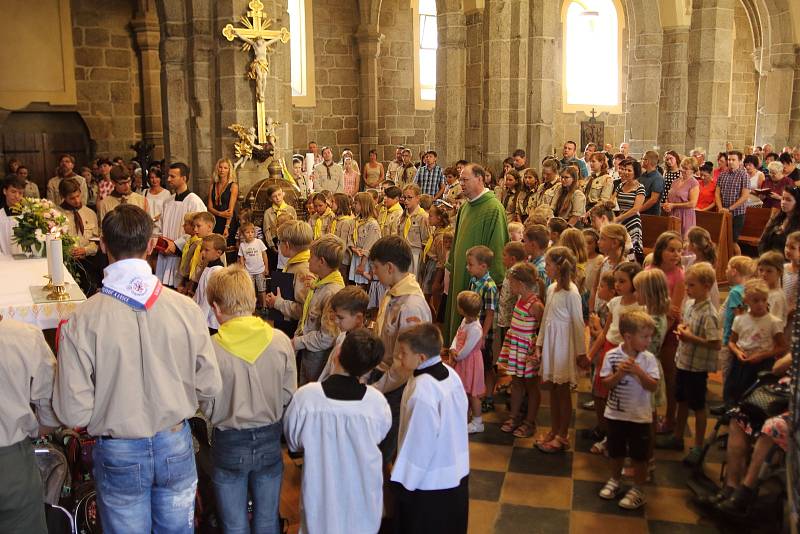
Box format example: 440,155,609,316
0,257,85,329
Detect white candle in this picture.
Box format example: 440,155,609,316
47,238,65,285
305,153,314,177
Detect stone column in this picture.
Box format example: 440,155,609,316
187,2,215,194
481,0,529,169
526,0,557,168
790,47,800,144
754,45,795,149
658,26,689,152
625,31,663,156
686,0,734,156
159,35,191,166
355,25,383,163
132,4,165,160
434,0,466,166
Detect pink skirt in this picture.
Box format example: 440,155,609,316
455,351,485,397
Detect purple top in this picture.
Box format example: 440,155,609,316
667,176,699,237
760,176,794,209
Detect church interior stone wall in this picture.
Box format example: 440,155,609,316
728,2,758,151
71,0,143,156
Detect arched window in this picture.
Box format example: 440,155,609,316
288,0,315,107
413,0,437,109
562,0,622,113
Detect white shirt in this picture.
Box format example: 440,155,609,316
194,265,223,329
601,346,660,424
391,363,470,491
767,288,787,328
605,297,646,346
450,319,482,361
284,382,390,534
0,209,18,257
732,312,784,354
238,239,267,275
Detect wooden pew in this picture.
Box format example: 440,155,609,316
641,214,681,255
737,207,773,251
694,210,733,285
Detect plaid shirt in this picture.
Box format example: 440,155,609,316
717,167,750,216
469,272,499,327
413,164,445,197
676,298,721,372
98,178,114,201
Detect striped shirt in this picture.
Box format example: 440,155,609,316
498,295,540,378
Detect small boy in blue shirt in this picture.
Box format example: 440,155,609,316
719,256,754,406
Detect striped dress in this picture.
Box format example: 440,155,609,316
613,181,645,257
497,294,540,378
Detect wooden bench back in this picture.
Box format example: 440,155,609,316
695,210,733,285
641,214,681,254
737,207,773,248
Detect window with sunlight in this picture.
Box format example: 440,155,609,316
288,0,314,105
563,0,620,111
418,0,437,103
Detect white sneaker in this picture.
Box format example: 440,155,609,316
467,420,485,434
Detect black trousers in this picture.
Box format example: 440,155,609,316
391,475,469,534
0,440,47,534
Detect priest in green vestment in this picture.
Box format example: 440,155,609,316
444,163,509,341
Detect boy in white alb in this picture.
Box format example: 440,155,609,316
194,234,226,332
284,328,391,534
391,323,470,534
238,222,269,308
599,310,660,510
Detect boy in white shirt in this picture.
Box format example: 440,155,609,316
391,323,469,534
284,328,391,534
194,233,226,332
238,221,269,309
598,310,660,510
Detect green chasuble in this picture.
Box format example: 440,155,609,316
444,190,509,341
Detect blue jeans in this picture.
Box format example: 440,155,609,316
211,422,283,534
92,421,196,534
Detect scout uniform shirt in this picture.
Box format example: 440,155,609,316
53,258,222,438
293,270,345,353
0,318,59,447
308,209,335,239
263,201,297,251
331,214,355,265
202,316,297,430
312,161,345,194
378,203,403,237
399,206,430,276
97,191,147,224
59,203,100,256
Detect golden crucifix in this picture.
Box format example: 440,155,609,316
222,0,290,143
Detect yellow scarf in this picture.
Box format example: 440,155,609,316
180,235,201,272
374,273,424,336
313,208,333,239
379,202,402,231
299,269,345,334
403,206,425,239
213,316,274,364
283,249,311,272
331,214,353,235
272,200,289,216
423,226,445,259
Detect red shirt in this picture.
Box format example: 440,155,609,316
696,178,717,210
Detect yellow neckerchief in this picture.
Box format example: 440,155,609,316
313,208,333,239
330,214,353,235
189,239,204,278
299,269,345,333
213,316,274,364
423,226,446,259
379,202,402,231
272,200,290,217
180,235,200,272
402,206,425,239
374,273,423,336
283,249,311,272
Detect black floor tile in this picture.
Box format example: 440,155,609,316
468,422,516,446
508,447,573,477
647,520,720,534
651,459,692,489
571,480,646,517
493,504,569,533
469,469,505,502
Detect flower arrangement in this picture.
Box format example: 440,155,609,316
12,198,76,260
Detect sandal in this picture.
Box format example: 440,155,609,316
535,431,556,445
590,437,608,455
513,421,536,438
537,436,570,453
598,477,621,500
501,417,521,433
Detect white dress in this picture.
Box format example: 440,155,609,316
144,188,172,236
536,282,585,385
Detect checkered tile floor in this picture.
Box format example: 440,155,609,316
465,378,726,534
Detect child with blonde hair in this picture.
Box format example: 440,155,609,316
589,223,628,311
507,221,524,242
536,246,587,452
498,262,545,438
718,256,755,408
349,191,381,286
448,291,486,433
330,193,355,279
757,250,787,327
685,226,720,308
419,204,450,312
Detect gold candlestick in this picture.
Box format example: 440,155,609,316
42,275,55,292
47,284,69,302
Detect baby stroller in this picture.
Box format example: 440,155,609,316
689,371,789,530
